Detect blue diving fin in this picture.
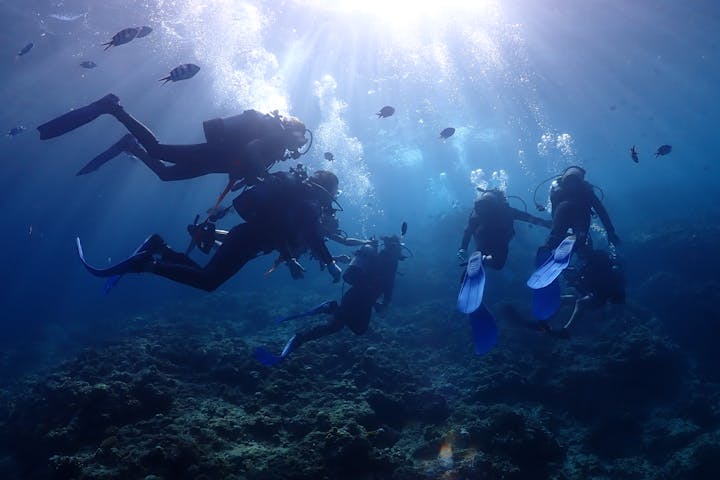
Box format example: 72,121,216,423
100,234,166,294
530,246,564,320
254,335,297,367
469,304,498,355
457,251,486,314
527,235,576,289
275,301,337,324
76,235,162,279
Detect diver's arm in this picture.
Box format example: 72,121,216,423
590,194,618,239
328,233,372,247
510,207,552,228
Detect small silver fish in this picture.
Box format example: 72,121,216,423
159,63,200,85
17,42,34,56
49,13,86,21
102,27,139,50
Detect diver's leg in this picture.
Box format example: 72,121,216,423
151,223,262,291
337,287,374,335
108,102,227,179
294,313,346,347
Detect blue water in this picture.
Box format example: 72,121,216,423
0,0,719,386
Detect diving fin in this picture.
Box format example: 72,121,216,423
253,335,297,367
469,304,498,355
275,301,337,324
101,234,166,293
76,234,163,278
77,133,137,176
38,94,119,140
527,235,576,289
530,247,562,320
457,251,486,314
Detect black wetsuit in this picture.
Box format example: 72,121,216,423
293,242,401,347
566,250,625,308
546,179,616,251
110,105,290,183
460,195,550,269
149,172,335,291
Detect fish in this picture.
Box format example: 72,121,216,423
377,106,395,118
655,144,672,157
630,145,639,163
136,26,153,38
49,13,86,21
102,27,139,50
440,127,455,139
80,61,97,69
17,42,34,56
324,152,334,162
7,126,26,137
159,63,200,85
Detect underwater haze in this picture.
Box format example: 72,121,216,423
1,0,720,479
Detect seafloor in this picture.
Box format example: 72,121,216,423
1,221,719,479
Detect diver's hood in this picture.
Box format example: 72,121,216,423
561,165,586,183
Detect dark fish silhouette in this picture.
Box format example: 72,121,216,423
377,106,395,118
80,60,97,69
630,145,639,163
324,152,334,162
401,221,408,236
7,126,26,137
17,42,34,56
655,144,672,157
102,27,139,50
159,63,200,85
440,127,455,139
136,26,153,38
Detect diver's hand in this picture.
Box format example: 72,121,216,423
457,248,467,263
607,231,621,246
328,261,342,283
286,258,305,279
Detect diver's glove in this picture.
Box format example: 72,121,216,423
286,258,306,279
328,261,342,283
607,231,621,246
457,248,467,263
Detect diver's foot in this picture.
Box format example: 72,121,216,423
137,234,166,255
95,93,120,112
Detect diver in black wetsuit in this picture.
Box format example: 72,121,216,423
560,249,626,331
543,166,620,252
83,169,342,291
38,93,308,186
457,189,551,269
254,231,407,366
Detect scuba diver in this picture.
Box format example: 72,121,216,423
457,188,552,270
558,249,626,334
528,166,621,321
539,165,620,252
76,169,342,291
254,223,410,366
38,93,309,188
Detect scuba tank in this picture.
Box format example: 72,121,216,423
343,243,377,286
